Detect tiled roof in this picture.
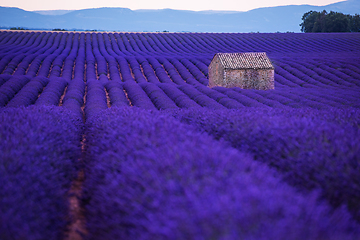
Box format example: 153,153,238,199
215,52,274,69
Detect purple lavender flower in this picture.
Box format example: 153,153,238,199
82,107,360,239
0,105,83,240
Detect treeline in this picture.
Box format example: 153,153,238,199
9,27,26,30
300,10,360,33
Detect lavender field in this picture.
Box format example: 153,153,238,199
1,30,360,239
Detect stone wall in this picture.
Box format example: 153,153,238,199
223,69,274,90
208,55,274,90
208,55,224,87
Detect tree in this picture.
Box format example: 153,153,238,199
324,11,350,32
9,27,26,30
349,14,360,32
312,10,327,32
300,11,319,33
300,10,360,33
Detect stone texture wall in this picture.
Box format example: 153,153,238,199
223,69,274,90
209,55,274,90
208,55,224,88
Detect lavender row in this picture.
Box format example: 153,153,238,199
104,81,129,107
0,32,47,68
1,32,359,83
1,31,339,56
0,32,359,58
1,75,358,110
286,59,360,88
82,107,359,239
1,32,83,81
0,106,83,240
139,82,178,109
0,75,73,108
35,77,68,106
80,82,257,111
214,86,360,109
170,107,360,221
62,77,86,118
84,78,109,119
0,75,31,106
84,80,203,111
0,31,359,111
6,76,49,107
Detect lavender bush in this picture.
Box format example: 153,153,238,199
0,31,359,239
170,107,360,221
0,106,83,239
82,107,359,240
0,75,31,106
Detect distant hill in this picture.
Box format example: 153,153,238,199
0,0,359,32
33,10,74,15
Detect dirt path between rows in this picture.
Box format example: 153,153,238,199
65,169,87,240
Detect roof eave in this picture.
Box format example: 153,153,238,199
224,67,275,70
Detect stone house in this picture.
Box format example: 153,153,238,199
208,52,275,90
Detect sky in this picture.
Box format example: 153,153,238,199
0,0,345,12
